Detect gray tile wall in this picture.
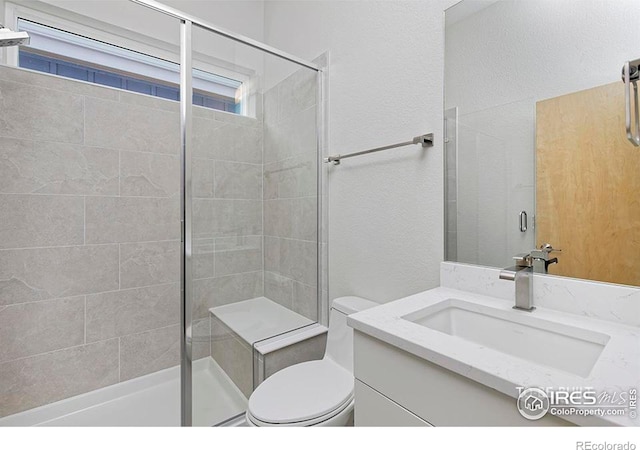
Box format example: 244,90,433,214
0,65,261,418
190,99,265,322
263,68,319,321
0,63,321,418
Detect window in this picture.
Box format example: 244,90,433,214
15,18,244,114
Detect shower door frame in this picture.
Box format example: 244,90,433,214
130,0,325,426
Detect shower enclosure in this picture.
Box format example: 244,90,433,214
0,0,326,426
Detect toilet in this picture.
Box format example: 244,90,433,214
245,296,379,427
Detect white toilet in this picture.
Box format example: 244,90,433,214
245,296,379,427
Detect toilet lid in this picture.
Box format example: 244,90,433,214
248,359,354,424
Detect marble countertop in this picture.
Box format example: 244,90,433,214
348,286,640,426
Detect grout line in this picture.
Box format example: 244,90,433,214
118,150,121,197
83,196,86,245
261,122,266,299
118,244,121,290
1,281,183,310
0,240,180,252
0,136,265,163
192,269,263,282
83,296,87,345
211,160,216,200
2,336,120,364
118,337,121,383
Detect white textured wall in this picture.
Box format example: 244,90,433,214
445,0,640,268
264,0,452,303
39,0,265,42
446,0,640,114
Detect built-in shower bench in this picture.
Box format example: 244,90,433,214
209,297,327,398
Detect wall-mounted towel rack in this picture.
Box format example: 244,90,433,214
323,133,434,165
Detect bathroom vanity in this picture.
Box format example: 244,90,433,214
348,263,640,427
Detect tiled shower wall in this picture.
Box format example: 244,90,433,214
191,106,265,322
263,68,319,321
0,65,264,417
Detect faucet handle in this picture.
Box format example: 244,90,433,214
512,253,531,267
531,243,561,260
540,243,561,253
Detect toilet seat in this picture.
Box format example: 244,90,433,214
247,359,354,426
246,397,354,427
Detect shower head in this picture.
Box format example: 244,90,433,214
622,59,640,83
0,25,30,47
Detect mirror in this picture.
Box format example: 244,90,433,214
444,0,640,286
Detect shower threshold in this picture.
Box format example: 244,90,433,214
0,357,247,427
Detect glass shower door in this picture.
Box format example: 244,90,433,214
184,19,323,426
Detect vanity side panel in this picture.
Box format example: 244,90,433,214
353,331,572,427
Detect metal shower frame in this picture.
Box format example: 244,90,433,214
130,0,326,427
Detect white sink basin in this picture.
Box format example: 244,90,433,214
401,299,610,377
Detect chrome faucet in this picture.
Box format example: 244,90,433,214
530,243,560,273
500,254,535,311
499,244,561,312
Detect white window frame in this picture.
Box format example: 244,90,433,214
3,1,259,117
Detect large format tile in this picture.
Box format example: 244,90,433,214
210,315,253,398
0,194,84,249
264,236,317,286
0,245,119,305
0,339,119,417
193,318,211,360
291,105,318,156
214,236,262,277
194,199,262,239
192,158,214,198
0,138,118,195
192,238,215,280
119,241,180,289
0,296,85,363
209,272,263,312
263,153,317,200
264,271,293,309
118,90,179,112
85,283,179,342
286,239,318,287
264,197,317,241
212,123,263,164
0,79,83,143
85,196,179,244
0,65,118,100
263,105,317,164
84,97,179,155
277,68,317,124
193,271,263,319
293,282,318,321
263,120,293,164
119,324,179,381
192,116,224,160
213,161,262,199
192,199,214,239
119,151,179,198
214,110,260,128
211,199,262,237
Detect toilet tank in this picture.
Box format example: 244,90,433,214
324,296,379,373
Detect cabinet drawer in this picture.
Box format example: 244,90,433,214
355,380,431,426
354,331,571,426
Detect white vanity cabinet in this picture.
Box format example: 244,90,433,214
353,331,571,427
